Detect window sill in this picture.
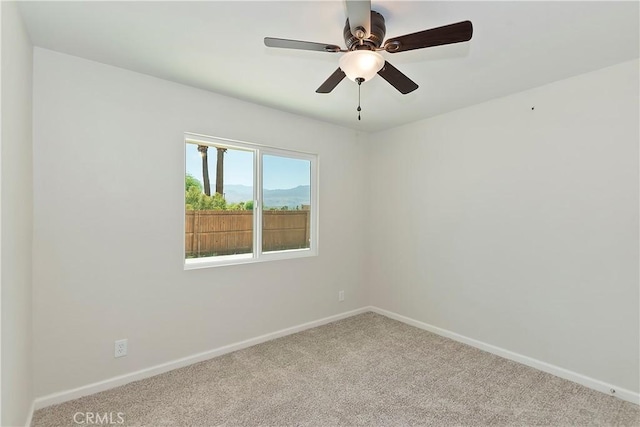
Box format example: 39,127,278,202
184,248,317,270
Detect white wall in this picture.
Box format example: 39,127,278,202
29,43,640,403
367,60,639,393
32,48,368,397
1,2,34,425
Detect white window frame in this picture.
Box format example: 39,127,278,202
184,132,319,269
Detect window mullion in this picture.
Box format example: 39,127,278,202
254,148,263,259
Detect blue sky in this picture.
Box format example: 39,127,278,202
186,143,310,190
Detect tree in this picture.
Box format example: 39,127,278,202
197,145,211,196
215,147,227,195
185,187,227,210
185,173,203,192
226,202,245,211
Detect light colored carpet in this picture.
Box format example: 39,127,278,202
32,312,639,426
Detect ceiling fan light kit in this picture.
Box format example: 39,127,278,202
339,50,385,82
264,0,473,119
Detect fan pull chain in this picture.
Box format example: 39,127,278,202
357,79,362,120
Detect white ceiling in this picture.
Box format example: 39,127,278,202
18,1,639,132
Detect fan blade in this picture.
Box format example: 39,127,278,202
316,68,346,93
346,0,371,38
377,61,418,94
384,21,473,53
264,37,342,53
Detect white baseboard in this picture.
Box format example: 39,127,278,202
33,305,639,412
24,400,35,427
369,306,640,405
34,307,370,410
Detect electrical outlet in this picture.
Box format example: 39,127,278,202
338,290,345,302
115,339,127,358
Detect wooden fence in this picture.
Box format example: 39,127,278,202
185,210,310,257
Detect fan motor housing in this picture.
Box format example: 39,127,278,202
344,10,386,50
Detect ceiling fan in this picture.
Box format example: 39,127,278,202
264,0,473,97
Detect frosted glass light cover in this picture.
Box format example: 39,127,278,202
338,50,385,82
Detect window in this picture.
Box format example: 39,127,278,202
184,133,318,268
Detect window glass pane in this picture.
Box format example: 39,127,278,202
262,154,311,252
185,142,254,259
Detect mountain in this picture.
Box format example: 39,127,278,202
224,184,310,208
263,185,311,209
223,184,253,204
